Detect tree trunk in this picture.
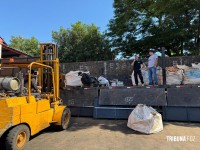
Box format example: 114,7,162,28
165,48,171,57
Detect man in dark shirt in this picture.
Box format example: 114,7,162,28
131,55,144,86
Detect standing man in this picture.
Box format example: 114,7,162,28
131,55,144,86
148,50,158,85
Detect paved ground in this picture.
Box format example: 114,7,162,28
0,117,199,150
23,117,200,150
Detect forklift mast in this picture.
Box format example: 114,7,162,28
38,43,60,99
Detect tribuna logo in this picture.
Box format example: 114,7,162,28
166,136,195,142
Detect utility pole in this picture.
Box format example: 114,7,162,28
162,47,166,85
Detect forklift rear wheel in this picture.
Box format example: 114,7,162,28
61,108,71,130
6,124,30,150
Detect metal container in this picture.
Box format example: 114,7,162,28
0,77,20,91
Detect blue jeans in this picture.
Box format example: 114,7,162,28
148,67,158,85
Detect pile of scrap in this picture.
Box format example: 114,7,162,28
61,71,109,88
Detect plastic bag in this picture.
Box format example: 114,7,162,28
127,104,163,134
98,76,109,86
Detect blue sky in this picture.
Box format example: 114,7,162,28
1,0,114,43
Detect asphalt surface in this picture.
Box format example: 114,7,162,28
1,117,200,150
25,117,200,150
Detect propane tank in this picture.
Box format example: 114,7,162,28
0,77,20,91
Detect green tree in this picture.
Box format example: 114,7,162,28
52,21,113,62
108,0,200,57
9,36,40,56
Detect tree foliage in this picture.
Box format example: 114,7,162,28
108,0,200,57
52,21,113,62
9,36,40,56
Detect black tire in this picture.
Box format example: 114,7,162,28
6,124,30,150
60,108,71,130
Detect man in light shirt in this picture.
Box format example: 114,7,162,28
148,50,158,85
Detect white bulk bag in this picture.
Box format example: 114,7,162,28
166,70,183,85
127,104,163,134
192,63,200,69
183,69,200,85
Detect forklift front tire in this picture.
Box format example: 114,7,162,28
6,124,30,150
60,108,71,130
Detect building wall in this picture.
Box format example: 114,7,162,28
0,57,38,77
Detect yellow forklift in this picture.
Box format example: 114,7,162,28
0,43,71,150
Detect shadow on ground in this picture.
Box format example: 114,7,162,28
32,117,142,136
43,117,200,136
69,117,139,135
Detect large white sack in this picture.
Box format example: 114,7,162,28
131,71,136,85
157,68,163,85
131,71,135,85
192,63,200,69
65,71,89,87
166,70,183,85
127,104,163,134
183,69,200,85
141,69,149,85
